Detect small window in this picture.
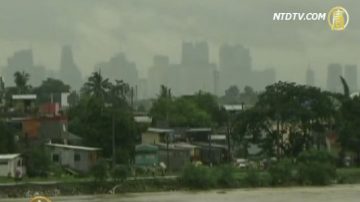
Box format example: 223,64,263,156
52,154,60,162
74,153,81,162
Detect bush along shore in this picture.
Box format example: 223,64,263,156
2,150,360,198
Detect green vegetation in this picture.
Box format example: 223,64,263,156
112,165,130,182
2,70,360,193
181,165,217,189
269,158,294,185
0,121,16,153
90,159,108,183
297,150,336,185
26,147,51,177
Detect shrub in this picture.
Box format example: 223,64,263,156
297,150,336,185
91,159,108,183
297,162,336,185
297,150,336,165
242,169,261,187
269,158,294,185
112,165,129,182
216,165,237,187
26,147,51,177
180,164,216,189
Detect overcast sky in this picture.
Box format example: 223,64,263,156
0,0,359,88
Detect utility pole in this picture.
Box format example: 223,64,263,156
166,88,171,171
112,112,116,167
208,132,212,165
166,133,169,171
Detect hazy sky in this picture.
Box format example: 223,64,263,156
0,0,359,88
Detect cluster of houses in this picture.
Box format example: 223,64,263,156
0,93,101,178
0,91,248,178
134,127,229,171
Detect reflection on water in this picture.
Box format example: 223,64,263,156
2,185,360,202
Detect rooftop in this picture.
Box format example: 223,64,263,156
134,115,152,123
12,94,37,100
148,127,174,133
0,153,20,160
46,143,101,151
186,128,212,132
223,104,243,111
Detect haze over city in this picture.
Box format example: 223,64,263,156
0,0,360,96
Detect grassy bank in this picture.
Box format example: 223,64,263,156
1,167,360,198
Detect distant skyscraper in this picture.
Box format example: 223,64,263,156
181,41,209,65
2,49,46,86
219,44,252,92
327,63,343,92
252,68,276,90
59,46,83,90
179,41,215,95
213,70,220,96
95,53,138,88
306,67,315,86
344,64,358,92
147,55,170,97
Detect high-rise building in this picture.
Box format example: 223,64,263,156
306,68,315,86
2,49,46,86
327,63,343,92
59,46,83,90
180,41,215,95
95,52,138,88
344,65,358,92
147,55,170,97
213,70,220,96
181,41,209,65
219,44,252,92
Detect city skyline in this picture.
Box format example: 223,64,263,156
0,0,359,88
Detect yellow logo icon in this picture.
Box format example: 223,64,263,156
328,6,349,31
30,196,52,202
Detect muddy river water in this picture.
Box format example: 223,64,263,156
2,185,360,202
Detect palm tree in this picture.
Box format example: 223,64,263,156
14,71,30,93
110,80,130,100
82,71,111,99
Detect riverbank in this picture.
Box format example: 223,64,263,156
2,184,360,202
1,167,360,198
0,178,181,198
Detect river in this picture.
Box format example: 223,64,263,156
2,185,360,202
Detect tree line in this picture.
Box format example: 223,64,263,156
1,71,360,166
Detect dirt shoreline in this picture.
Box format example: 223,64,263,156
2,184,360,202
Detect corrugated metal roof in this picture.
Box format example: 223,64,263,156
223,104,243,111
148,127,174,133
210,135,226,140
0,153,20,160
174,142,199,149
12,94,37,100
186,128,212,132
46,143,100,151
134,116,152,123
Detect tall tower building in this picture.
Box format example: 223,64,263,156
219,44,252,92
327,63,342,92
181,41,209,65
306,67,315,86
179,41,214,95
59,46,83,90
213,70,220,96
95,52,138,88
344,65,358,92
3,49,46,86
